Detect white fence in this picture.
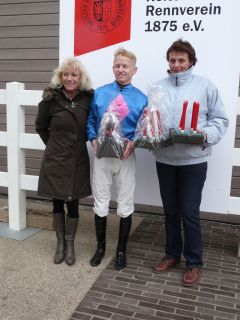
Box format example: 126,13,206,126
0,82,45,230
0,82,240,231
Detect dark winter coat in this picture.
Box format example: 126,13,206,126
35,87,93,201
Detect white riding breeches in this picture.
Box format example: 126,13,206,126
92,152,136,218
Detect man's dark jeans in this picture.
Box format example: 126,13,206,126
156,161,207,267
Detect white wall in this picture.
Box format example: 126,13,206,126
60,0,240,213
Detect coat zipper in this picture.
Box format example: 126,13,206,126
68,105,80,200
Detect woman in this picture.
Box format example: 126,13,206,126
35,58,93,266
152,39,228,286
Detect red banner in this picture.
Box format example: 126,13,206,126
74,0,132,56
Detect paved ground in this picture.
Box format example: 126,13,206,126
0,197,142,320
1,196,240,320
70,216,240,320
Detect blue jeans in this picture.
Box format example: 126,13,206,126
156,162,207,268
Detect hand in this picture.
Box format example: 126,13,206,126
123,140,134,159
198,129,207,142
91,139,97,155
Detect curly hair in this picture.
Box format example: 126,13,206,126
51,57,92,91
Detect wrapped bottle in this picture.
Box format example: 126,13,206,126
96,103,126,159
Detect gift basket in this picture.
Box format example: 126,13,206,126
96,103,126,159
134,85,171,149
170,101,204,144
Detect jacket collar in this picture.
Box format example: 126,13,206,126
58,86,81,101
113,81,133,91
168,66,193,87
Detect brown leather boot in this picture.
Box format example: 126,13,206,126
53,213,65,264
65,216,79,266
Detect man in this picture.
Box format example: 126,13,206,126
152,39,228,286
87,48,147,270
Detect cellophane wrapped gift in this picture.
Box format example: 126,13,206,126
96,106,125,159
134,85,171,149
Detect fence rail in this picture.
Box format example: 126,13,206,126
0,82,44,230
0,82,240,231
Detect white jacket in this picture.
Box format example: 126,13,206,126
153,67,229,165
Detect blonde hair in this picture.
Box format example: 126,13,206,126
114,47,137,65
51,57,92,91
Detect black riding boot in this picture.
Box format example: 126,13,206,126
65,216,79,266
90,215,107,267
115,215,132,270
53,213,65,264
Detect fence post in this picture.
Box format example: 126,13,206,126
6,82,26,230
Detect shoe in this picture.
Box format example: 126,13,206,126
183,268,202,287
153,256,179,273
